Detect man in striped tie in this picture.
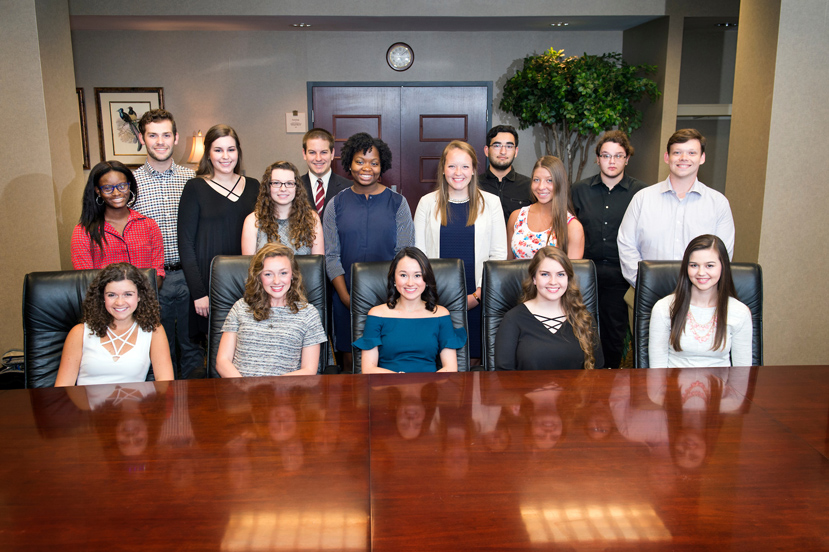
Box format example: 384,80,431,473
300,128,351,219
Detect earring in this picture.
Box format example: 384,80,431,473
95,195,104,205
129,190,136,206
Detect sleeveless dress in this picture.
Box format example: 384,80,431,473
255,218,312,255
77,323,153,385
352,315,467,373
511,206,575,259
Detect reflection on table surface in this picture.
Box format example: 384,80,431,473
1,366,827,551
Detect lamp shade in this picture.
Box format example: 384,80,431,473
187,131,204,164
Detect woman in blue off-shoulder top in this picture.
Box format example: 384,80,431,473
353,247,466,374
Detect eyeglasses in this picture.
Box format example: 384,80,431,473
490,142,516,151
98,183,130,194
600,153,627,161
269,181,297,189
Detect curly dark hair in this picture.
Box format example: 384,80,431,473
82,263,161,337
244,243,309,320
386,247,439,313
254,161,318,250
79,161,138,255
520,246,597,370
340,132,393,175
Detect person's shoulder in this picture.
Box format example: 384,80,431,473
513,171,531,185
652,294,674,313
727,296,752,317
368,303,393,317
625,175,648,192
434,305,450,317
478,189,499,203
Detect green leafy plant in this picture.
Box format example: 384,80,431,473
500,48,661,183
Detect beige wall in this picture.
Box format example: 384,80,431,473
756,0,829,365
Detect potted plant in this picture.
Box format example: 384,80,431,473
500,48,661,183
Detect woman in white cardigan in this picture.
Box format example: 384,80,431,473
414,140,507,363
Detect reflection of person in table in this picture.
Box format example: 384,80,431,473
353,247,466,374
323,132,415,372
56,263,174,386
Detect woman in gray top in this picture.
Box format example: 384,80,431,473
241,160,323,256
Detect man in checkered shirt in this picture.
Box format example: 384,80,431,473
134,109,204,378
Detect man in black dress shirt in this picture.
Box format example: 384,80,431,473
478,125,533,222
571,131,646,368
300,128,351,219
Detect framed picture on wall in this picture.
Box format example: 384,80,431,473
76,88,91,170
94,87,164,167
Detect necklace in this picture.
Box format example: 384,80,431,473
209,174,242,199
105,321,138,362
687,309,717,343
448,197,469,204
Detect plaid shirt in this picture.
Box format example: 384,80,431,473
71,209,166,277
133,160,195,265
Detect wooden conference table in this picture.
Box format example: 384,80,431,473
0,366,826,551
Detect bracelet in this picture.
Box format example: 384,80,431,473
472,291,480,302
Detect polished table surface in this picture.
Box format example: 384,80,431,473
1,366,827,550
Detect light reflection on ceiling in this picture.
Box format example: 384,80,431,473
221,509,366,551
521,501,672,544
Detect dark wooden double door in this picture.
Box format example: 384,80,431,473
311,84,489,210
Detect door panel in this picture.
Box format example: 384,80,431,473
312,85,488,210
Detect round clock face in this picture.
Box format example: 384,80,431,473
387,43,413,71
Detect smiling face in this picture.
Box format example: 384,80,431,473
531,167,555,205
140,120,178,163
533,258,568,303
350,146,382,188
443,148,474,199
97,170,131,211
597,141,628,180
303,137,335,178
484,131,518,171
394,256,426,302
687,247,722,294
259,255,292,307
269,168,298,207
209,135,239,176
104,279,140,323
665,139,705,181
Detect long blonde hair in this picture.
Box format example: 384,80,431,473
531,156,574,252
434,141,484,226
520,246,597,369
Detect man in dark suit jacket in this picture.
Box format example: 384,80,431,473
300,128,351,219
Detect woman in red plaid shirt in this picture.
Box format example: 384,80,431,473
71,161,165,287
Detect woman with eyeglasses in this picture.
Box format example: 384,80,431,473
507,155,584,260
178,124,257,335
241,161,323,256
71,161,165,288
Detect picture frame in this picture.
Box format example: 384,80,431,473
76,88,91,170
94,87,164,167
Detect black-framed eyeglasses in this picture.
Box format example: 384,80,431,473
269,181,297,189
490,142,516,151
98,183,130,194
600,153,627,161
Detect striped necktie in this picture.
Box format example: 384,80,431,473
315,178,325,214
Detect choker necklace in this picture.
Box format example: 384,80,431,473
448,197,469,204
209,174,242,199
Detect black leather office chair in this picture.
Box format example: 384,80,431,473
23,268,158,388
207,254,329,378
350,258,469,373
634,261,763,368
481,259,599,371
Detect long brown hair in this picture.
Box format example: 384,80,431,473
669,234,737,352
520,247,596,369
254,161,317,250
244,243,308,319
82,263,161,337
434,141,484,226
531,156,574,252
197,124,243,178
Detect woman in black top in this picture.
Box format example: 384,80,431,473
495,246,603,370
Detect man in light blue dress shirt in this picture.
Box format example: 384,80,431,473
617,128,735,288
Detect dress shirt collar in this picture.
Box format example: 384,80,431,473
311,169,332,188
589,173,634,191
142,160,179,178
485,166,516,182
661,176,705,196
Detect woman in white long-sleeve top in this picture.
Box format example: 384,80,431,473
648,234,752,368
414,140,507,363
